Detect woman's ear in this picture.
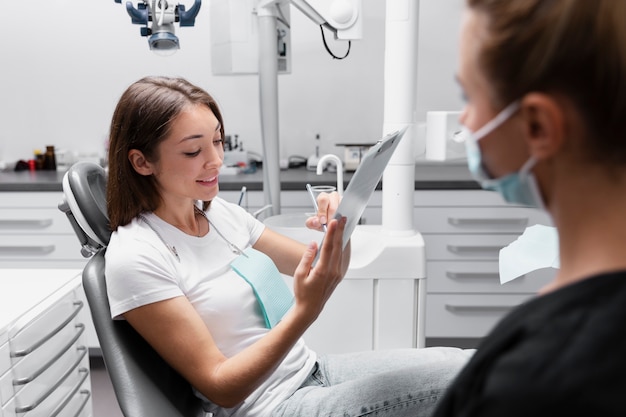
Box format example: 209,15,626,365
520,93,566,160
128,149,153,176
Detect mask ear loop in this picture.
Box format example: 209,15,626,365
518,156,546,210
472,101,521,141
465,100,522,184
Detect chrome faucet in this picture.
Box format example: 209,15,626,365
316,154,344,196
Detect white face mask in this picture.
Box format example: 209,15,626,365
463,101,545,209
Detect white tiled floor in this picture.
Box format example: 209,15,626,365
90,356,124,417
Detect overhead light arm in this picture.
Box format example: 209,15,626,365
254,0,362,214
257,0,361,40
290,0,361,40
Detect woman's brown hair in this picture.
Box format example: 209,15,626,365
106,76,225,230
467,0,626,164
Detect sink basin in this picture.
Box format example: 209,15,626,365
263,213,323,245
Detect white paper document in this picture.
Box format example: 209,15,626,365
499,224,560,284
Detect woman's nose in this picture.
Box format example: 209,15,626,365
205,148,223,168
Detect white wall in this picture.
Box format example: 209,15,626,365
0,0,464,165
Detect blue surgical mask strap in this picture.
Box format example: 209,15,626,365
519,156,537,177
473,101,521,142
519,156,545,210
464,100,546,209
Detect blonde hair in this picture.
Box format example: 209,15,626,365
467,0,626,164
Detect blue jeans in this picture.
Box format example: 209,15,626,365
272,347,474,417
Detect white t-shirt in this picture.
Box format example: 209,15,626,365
105,197,316,417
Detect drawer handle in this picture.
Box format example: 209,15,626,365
448,217,529,227
13,324,86,385
11,301,84,357
447,245,503,255
15,346,88,414
0,219,53,229
70,390,92,417
0,245,55,255
446,271,500,280
445,304,517,313
49,370,91,417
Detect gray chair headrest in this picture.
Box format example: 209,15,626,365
59,161,110,256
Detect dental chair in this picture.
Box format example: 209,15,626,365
59,161,206,417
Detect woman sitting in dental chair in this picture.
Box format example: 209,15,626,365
432,1,626,416
104,76,471,417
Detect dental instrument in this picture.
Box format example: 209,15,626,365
114,0,201,54
238,186,247,206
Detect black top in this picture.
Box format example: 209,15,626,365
434,271,626,417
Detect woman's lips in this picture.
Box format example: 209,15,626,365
197,176,218,186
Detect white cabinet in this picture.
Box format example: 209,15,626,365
414,190,554,341
0,193,98,351
0,269,92,417
275,190,416,354
0,193,88,269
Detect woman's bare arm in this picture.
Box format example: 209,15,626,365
123,217,347,408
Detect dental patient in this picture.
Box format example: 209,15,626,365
104,76,472,417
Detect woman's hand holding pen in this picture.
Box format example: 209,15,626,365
290,215,347,325
274,184,349,327
305,187,341,232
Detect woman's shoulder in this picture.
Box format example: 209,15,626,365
109,215,155,245
438,274,626,416
208,196,260,222
106,215,174,265
209,196,243,212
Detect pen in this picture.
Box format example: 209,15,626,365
306,183,327,232
237,186,247,206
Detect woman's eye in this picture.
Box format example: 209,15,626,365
214,138,225,147
184,150,201,157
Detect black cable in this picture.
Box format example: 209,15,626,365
320,25,351,59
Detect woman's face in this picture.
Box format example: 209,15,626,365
148,104,224,207
457,10,529,179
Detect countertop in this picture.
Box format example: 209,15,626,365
0,163,479,192
0,269,82,337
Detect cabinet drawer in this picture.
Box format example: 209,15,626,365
414,207,550,234
426,293,534,338
0,193,63,209
0,342,9,380
1,366,11,408
426,261,555,294
0,209,70,235
423,234,519,261
12,323,85,387
9,293,82,357
3,396,15,417
414,190,508,207
0,236,82,261
56,387,91,417
13,347,88,417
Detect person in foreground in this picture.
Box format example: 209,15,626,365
104,76,471,417
433,1,626,416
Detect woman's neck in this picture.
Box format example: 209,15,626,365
153,201,206,237
542,169,626,293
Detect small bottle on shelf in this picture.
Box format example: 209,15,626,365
43,146,57,170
